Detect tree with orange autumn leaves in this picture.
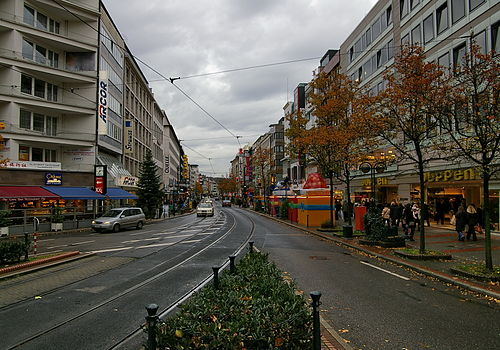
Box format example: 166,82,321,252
218,177,238,198
286,72,381,226
436,43,499,270
376,45,452,254
251,146,271,211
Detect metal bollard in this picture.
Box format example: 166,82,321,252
212,266,220,289
310,291,322,350
145,303,159,350
228,255,236,273
248,241,254,252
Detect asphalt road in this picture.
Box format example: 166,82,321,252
245,209,500,350
1,206,499,350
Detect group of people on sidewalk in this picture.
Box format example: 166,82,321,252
379,199,484,242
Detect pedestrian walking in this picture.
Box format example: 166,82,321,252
455,206,467,241
435,199,446,225
396,202,404,227
422,202,431,227
335,200,342,221
382,204,391,226
402,203,413,240
389,201,399,227
406,204,420,241
466,204,479,241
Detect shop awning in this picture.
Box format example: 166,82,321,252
42,186,105,200
105,188,138,199
0,186,61,201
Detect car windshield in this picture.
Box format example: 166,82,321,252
101,209,122,217
199,203,212,208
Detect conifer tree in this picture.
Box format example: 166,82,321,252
137,149,164,218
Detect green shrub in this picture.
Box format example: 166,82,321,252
0,238,30,264
0,210,12,227
255,200,263,212
156,252,311,349
51,207,65,223
363,206,387,241
279,200,289,219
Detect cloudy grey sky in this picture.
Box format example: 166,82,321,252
102,0,378,176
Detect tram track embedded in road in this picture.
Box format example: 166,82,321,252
4,208,256,350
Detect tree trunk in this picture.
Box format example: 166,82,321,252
483,169,493,270
345,165,353,226
415,143,426,254
329,172,334,227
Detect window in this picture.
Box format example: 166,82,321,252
20,110,31,129
410,0,420,10
365,28,372,47
411,24,422,45
32,147,43,161
22,39,34,60
372,17,381,40
33,113,45,132
23,5,35,26
453,43,467,69
24,5,60,34
472,30,487,54
20,74,58,101
19,146,30,161
21,75,32,94
386,6,392,25
401,33,410,46
436,3,449,34
34,79,45,98
451,0,465,24
492,21,500,53
423,14,434,44
400,0,409,18
19,110,57,135
45,149,57,162
380,13,387,33
469,0,485,12
438,52,451,69
387,39,394,60
22,39,59,68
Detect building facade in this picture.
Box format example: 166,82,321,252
0,0,100,189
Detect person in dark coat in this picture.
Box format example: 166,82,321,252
403,203,416,240
455,206,467,241
389,201,399,227
435,199,445,225
422,203,431,227
466,204,479,241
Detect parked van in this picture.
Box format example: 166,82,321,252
91,207,145,233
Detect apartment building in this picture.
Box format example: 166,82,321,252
0,0,100,188
337,0,500,224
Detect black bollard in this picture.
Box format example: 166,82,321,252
248,241,254,252
310,291,322,350
212,266,220,289
228,255,236,273
145,303,159,350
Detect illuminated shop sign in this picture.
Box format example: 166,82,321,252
424,168,477,183
97,71,108,135
124,120,133,154
45,172,62,185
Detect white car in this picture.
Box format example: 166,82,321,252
197,203,214,217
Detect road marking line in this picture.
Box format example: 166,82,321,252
70,240,95,246
122,237,158,243
154,233,193,238
360,261,410,280
46,244,68,249
91,247,132,253
182,239,201,244
136,242,175,249
40,238,55,242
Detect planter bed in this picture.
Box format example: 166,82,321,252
394,249,452,260
450,266,500,283
359,236,406,248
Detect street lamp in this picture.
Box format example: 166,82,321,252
359,161,386,204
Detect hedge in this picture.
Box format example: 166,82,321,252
0,238,30,264
156,252,312,349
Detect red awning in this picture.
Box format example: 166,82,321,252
0,186,60,201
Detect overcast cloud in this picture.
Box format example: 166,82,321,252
102,0,378,176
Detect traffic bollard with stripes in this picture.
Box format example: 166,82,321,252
229,255,236,273
248,241,254,252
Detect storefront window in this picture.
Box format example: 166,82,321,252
489,190,499,231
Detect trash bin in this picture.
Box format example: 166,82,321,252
343,225,353,238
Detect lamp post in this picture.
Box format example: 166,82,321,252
359,161,386,204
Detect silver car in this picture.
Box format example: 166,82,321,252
92,207,145,232
196,203,214,217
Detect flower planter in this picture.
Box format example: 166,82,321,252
0,226,9,237
51,223,63,232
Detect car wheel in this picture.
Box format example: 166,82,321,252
112,224,120,233
136,221,143,230
92,228,101,233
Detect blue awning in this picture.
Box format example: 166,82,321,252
43,186,106,200
105,188,138,199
